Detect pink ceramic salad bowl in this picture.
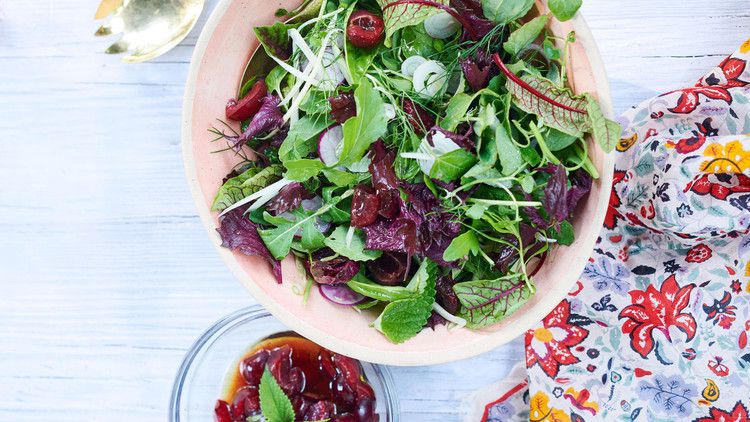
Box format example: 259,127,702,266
182,0,615,365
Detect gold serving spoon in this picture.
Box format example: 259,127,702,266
94,0,204,62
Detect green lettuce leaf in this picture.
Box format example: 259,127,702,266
481,0,534,25
254,22,299,60
548,0,582,21
430,148,477,182
338,79,387,166
503,15,548,56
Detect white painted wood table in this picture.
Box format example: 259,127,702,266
0,1,747,420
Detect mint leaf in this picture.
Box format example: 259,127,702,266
442,231,481,261
373,260,436,343
503,15,549,57
338,79,387,166
429,148,477,182
481,0,534,25
283,159,324,181
211,165,283,211
324,226,382,261
585,94,620,153
543,127,578,151
259,368,295,422
548,0,582,21
377,0,447,47
454,277,532,328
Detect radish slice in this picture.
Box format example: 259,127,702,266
424,12,460,39
401,131,461,175
319,284,365,306
318,125,344,166
383,104,396,121
412,60,447,99
401,55,427,77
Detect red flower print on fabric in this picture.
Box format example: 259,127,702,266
700,56,749,89
525,300,589,378
687,244,713,263
619,275,697,358
666,86,732,114
686,173,750,200
604,170,627,229
693,400,749,422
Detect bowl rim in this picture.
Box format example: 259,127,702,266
169,305,401,421
182,0,616,366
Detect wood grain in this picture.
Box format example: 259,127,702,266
0,0,747,420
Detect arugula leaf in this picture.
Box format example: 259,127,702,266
481,0,534,25
259,196,344,259
348,274,415,302
283,159,324,181
338,79,387,166
373,260,436,343
324,226,382,261
429,149,477,182
454,277,532,328
442,231,481,261
440,93,475,132
377,0,447,47
211,165,283,211
279,114,332,163
548,0,582,21
503,15,549,56
254,22,299,60
585,94,620,153
259,368,295,422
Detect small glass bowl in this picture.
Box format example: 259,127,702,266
170,306,400,421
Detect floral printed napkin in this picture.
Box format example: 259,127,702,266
471,38,750,422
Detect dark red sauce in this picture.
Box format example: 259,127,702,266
214,333,378,422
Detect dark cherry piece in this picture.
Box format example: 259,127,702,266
225,80,267,121
215,335,379,422
346,11,384,49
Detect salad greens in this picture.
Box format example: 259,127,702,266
212,0,618,344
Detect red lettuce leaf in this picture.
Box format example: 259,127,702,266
369,140,400,193
217,205,282,282
351,184,380,228
266,182,314,215
309,256,360,285
329,91,356,124
235,94,285,150
450,0,495,39
435,274,459,313
402,99,436,136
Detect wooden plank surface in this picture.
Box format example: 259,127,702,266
0,1,747,420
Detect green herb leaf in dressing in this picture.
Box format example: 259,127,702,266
259,368,295,422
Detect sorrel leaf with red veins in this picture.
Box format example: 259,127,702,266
216,206,283,282
454,277,532,328
377,0,448,47
585,94,620,153
494,54,590,137
212,165,283,211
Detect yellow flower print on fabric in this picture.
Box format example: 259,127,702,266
741,38,750,54
617,133,638,152
530,391,571,422
702,379,720,403
700,140,750,173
